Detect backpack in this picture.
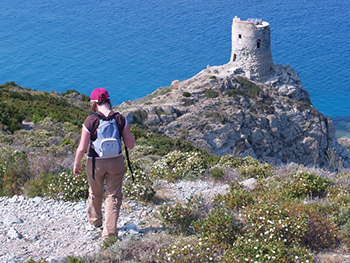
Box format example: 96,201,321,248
91,112,122,158
90,112,134,181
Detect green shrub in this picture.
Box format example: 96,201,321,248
24,172,53,198
151,150,207,181
157,236,224,262
215,181,255,210
227,88,244,98
209,166,225,180
0,150,30,196
160,202,196,233
213,155,273,179
181,98,195,106
193,207,242,246
101,236,118,250
159,195,212,233
0,82,89,133
222,238,314,263
243,199,339,252
58,137,76,149
237,162,274,179
204,89,219,98
132,110,148,125
282,170,331,198
182,92,191,97
130,126,197,156
46,170,88,201
26,258,48,263
123,169,155,201
236,76,262,99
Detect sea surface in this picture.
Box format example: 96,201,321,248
0,0,349,118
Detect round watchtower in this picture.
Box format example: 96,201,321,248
230,17,273,80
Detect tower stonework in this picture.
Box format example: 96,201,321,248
230,17,273,80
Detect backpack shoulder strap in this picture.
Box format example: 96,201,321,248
114,112,125,138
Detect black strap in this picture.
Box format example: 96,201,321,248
125,146,134,182
92,156,96,181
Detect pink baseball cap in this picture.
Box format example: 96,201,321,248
90,88,110,102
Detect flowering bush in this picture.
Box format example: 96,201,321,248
193,207,242,246
216,154,238,168
242,199,339,252
157,237,224,262
237,162,273,179
159,202,195,233
282,170,331,198
129,145,156,159
151,150,206,181
243,200,309,247
222,238,314,263
212,155,273,179
214,181,255,210
46,170,88,201
123,169,155,201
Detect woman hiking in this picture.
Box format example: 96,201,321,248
73,87,135,240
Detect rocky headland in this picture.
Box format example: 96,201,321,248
117,62,350,168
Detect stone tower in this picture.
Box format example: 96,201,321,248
230,16,273,80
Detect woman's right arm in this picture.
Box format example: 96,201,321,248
73,128,90,175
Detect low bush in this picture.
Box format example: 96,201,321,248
193,207,242,246
236,76,262,99
214,181,255,210
242,199,339,252
282,170,331,198
157,236,224,262
0,150,31,196
209,166,225,180
222,238,314,263
213,155,273,179
130,126,197,156
151,150,207,181
24,172,53,198
204,89,219,98
160,202,195,233
123,168,155,201
237,162,273,179
159,195,212,233
46,170,88,201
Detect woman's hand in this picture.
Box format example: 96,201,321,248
73,163,82,175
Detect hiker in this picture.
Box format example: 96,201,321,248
73,87,135,239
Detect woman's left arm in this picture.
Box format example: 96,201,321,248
122,123,135,149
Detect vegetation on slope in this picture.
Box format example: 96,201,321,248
0,82,349,262
0,82,89,132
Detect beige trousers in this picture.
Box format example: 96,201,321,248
86,156,125,238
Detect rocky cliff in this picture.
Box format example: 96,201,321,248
117,63,349,168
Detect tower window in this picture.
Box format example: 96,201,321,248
257,39,261,49
238,34,242,39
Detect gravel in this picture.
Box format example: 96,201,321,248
0,180,229,262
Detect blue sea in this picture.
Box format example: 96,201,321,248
0,0,349,118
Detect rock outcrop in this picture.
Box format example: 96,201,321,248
117,63,349,168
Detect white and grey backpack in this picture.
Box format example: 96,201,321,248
91,112,122,158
